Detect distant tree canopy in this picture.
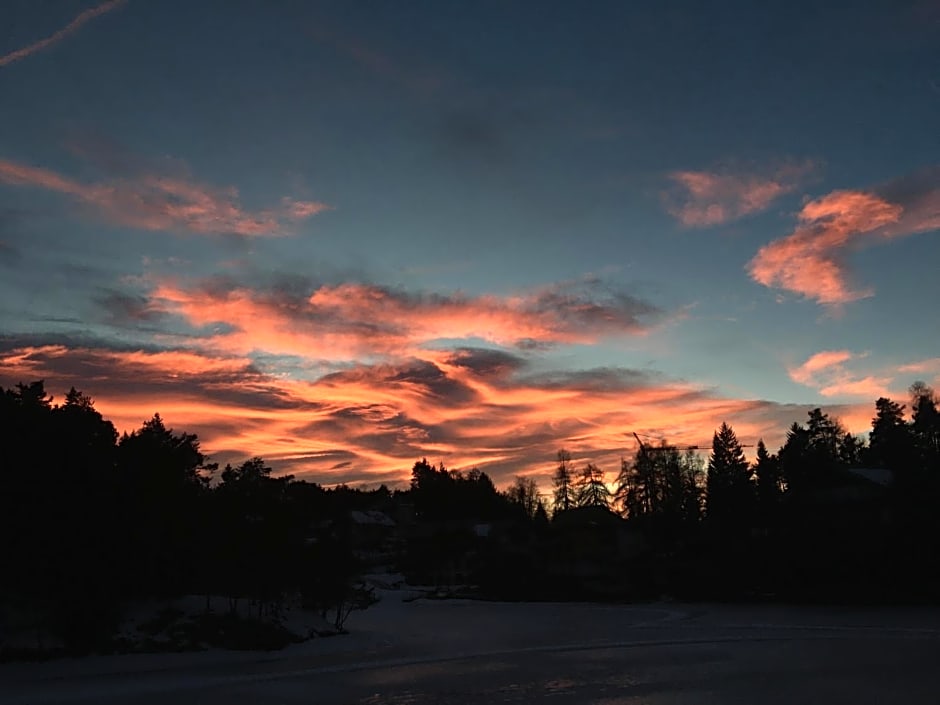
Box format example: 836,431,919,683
410,458,508,521
614,441,702,527
0,380,381,652
506,475,541,518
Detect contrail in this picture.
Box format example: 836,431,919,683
0,0,126,68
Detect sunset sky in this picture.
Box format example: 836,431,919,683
1,0,938,487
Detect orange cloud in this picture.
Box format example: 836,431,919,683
789,349,893,399
748,168,940,306
818,376,893,399
749,190,901,305
897,358,940,388
0,158,329,236
0,343,874,489
788,350,855,386
150,278,661,360
665,161,813,226
898,358,940,376
0,0,125,68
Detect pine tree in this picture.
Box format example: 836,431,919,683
911,383,940,469
753,438,782,510
779,409,849,495
551,449,574,513
867,398,909,469
705,422,753,528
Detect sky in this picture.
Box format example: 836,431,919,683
1,0,938,488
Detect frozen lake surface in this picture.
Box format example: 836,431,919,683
4,595,940,704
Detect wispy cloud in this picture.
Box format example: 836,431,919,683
664,160,814,227
0,157,329,237
788,350,855,386
149,277,662,360
789,349,893,399
748,167,940,306
0,341,872,486
898,358,940,387
0,0,126,68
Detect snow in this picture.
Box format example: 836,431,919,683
5,585,940,705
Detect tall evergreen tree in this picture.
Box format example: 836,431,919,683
779,409,849,495
551,449,574,513
118,414,210,596
753,438,782,511
679,448,705,523
910,382,940,469
706,423,753,527
866,397,911,470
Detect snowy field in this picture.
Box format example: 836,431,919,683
3,592,940,704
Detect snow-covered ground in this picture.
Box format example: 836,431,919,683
3,590,940,704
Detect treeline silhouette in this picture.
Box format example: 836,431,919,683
1,379,939,655
0,382,376,654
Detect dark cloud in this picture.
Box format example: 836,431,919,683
521,366,659,392
96,288,166,324
443,347,528,377
515,338,554,352
353,422,437,460
386,360,479,405
29,315,86,325
877,165,940,233
0,332,135,353
0,338,307,414
319,359,479,408
528,280,662,334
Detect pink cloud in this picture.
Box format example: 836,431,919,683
0,0,125,68
818,376,894,399
281,197,332,220
665,160,814,226
789,349,893,399
748,168,940,306
150,279,661,361
898,358,940,375
0,157,329,236
0,160,90,196
897,358,940,388
788,349,855,385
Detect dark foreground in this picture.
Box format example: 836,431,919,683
4,598,940,704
